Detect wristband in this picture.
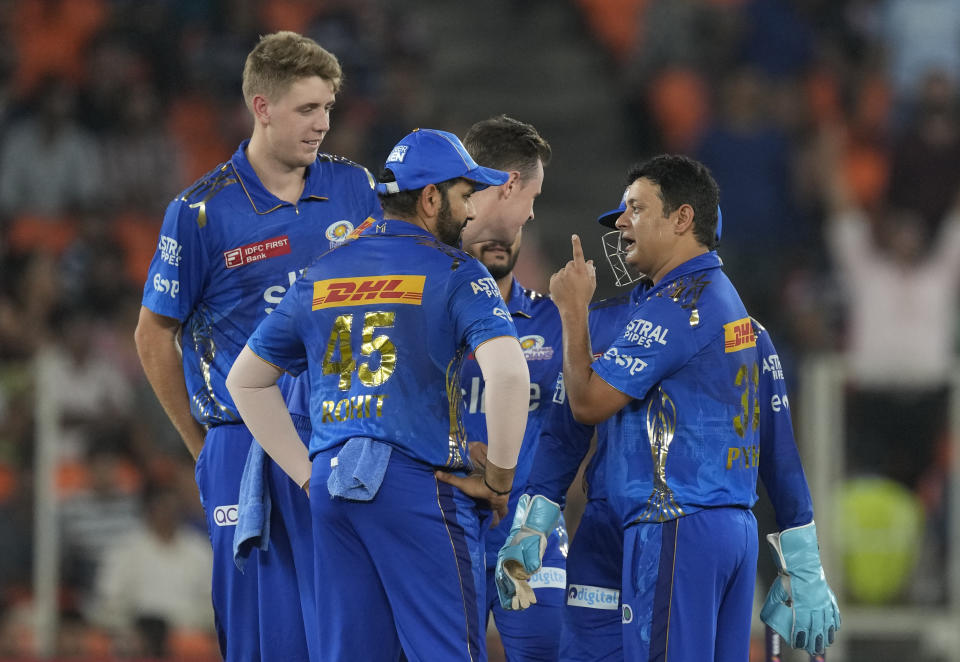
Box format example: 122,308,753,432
484,476,511,496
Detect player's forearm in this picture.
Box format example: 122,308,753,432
226,346,312,489
524,407,593,504
134,315,206,460
559,307,605,423
475,337,529,491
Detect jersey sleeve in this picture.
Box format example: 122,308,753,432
591,298,697,401
754,321,814,530
524,373,595,506
447,260,518,352
246,284,309,376
140,197,209,321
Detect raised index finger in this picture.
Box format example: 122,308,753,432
571,234,585,264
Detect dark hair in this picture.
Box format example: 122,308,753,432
463,115,551,182
627,155,719,249
376,169,466,218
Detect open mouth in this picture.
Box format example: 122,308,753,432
621,236,636,250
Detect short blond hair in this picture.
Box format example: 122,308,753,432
242,31,342,111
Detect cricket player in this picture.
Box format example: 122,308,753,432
461,114,551,247
134,31,380,661
459,227,568,661
226,128,531,661
535,155,839,660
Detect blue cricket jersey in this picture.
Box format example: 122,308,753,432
594,252,762,527
247,219,518,469
141,140,381,426
460,278,563,565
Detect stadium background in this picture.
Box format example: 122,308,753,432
0,0,958,660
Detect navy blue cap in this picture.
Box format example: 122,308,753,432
377,128,510,195
597,189,723,243
596,188,628,229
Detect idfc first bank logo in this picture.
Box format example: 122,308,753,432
213,504,239,527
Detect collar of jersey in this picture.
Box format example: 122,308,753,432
230,140,329,214
645,251,723,297
505,277,536,318
370,218,435,238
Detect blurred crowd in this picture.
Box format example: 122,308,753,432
0,0,958,658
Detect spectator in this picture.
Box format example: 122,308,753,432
88,482,214,656
888,69,960,233
820,125,960,488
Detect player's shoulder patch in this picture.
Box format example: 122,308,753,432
750,316,767,337
178,161,236,204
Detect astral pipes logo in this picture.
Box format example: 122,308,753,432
567,584,620,610
213,504,239,527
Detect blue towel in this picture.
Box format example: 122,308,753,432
327,437,392,501
233,441,271,572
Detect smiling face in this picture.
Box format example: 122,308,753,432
261,76,336,170
614,177,676,281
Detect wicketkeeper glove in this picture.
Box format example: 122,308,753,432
760,521,841,656
495,494,561,610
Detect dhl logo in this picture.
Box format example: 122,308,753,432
723,317,756,353
345,216,377,240
312,275,425,309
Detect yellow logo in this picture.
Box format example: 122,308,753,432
723,318,756,353
312,275,425,309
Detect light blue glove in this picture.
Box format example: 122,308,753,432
495,494,561,610
760,521,841,656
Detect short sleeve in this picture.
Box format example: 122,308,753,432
140,198,209,321
447,260,517,352
591,299,696,401
246,284,308,376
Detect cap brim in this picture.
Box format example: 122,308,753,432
464,165,510,191
597,208,623,228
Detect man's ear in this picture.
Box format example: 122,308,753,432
419,183,441,217
499,171,521,199
675,203,695,234
251,94,271,126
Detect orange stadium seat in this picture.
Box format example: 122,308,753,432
169,628,221,661
575,0,647,62
112,211,162,288
260,0,322,35
6,214,78,257
167,95,233,185
12,0,108,97
649,68,710,153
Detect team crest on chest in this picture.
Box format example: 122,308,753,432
519,335,554,360
325,220,355,245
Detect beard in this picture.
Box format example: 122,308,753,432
479,242,519,279
434,196,465,248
